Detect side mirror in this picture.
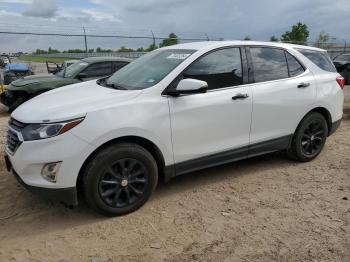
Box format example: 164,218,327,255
167,78,208,96
76,73,88,80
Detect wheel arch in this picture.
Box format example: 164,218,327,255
297,107,332,136
76,135,167,195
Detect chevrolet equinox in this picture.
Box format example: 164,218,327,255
5,41,344,216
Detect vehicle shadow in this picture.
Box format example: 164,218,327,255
0,150,297,241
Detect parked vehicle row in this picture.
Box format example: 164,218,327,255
4,41,344,216
0,57,131,112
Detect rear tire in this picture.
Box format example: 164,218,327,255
83,143,158,216
288,112,328,162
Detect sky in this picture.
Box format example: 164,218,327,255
0,0,349,52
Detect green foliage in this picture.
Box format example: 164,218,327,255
281,22,309,45
62,49,86,53
159,33,178,47
270,36,279,42
146,44,158,51
118,46,135,52
96,47,113,53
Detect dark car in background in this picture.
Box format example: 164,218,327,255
0,57,131,112
333,53,350,84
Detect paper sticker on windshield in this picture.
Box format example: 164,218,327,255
167,54,191,60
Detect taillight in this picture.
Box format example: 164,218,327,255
336,76,345,89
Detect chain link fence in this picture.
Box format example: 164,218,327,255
0,30,348,60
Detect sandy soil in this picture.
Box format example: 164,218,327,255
0,107,349,261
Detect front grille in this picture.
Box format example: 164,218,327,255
7,129,21,154
6,118,26,154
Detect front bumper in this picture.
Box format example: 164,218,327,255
5,154,78,205
5,125,96,206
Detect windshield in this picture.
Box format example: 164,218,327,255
56,61,89,78
106,49,196,90
335,54,350,61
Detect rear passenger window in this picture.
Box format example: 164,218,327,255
183,47,243,90
285,52,305,77
297,49,336,72
250,47,289,82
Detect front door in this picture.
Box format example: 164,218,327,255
168,47,253,174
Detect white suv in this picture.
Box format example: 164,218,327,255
5,41,344,216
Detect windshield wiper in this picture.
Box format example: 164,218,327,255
96,78,128,90
109,83,128,90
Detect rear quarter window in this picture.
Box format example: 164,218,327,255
297,49,336,72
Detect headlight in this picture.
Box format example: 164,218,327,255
21,118,84,141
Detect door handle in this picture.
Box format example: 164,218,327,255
232,93,249,100
297,82,310,88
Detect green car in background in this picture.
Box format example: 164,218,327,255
0,57,131,112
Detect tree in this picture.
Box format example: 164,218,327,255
270,36,279,42
281,22,309,45
159,33,178,47
243,35,251,40
118,46,134,52
314,31,336,48
146,43,158,51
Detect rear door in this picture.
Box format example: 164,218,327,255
168,47,253,173
247,46,316,156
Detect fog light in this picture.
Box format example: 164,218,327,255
41,162,61,183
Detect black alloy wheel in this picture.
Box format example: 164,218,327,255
288,112,328,162
98,158,148,208
83,143,158,216
300,119,326,156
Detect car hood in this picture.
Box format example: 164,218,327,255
12,80,143,123
10,74,62,88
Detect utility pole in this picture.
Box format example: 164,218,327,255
205,33,210,41
151,30,156,47
83,27,88,58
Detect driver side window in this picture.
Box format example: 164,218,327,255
183,47,243,90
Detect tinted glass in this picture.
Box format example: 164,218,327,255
251,47,288,82
183,48,242,90
297,49,336,72
83,62,113,77
286,52,304,77
107,49,196,90
113,62,128,71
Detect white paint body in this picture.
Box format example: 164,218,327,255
8,41,344,189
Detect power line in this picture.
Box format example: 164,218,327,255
0,31,212,41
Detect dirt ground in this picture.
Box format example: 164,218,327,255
0,108,349,261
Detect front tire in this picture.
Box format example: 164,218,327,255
83,143,158,216
288,112,328,162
